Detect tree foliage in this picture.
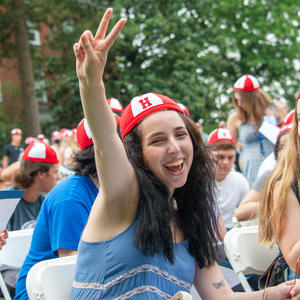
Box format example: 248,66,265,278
1,0,299,131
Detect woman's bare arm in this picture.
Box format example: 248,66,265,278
194,263,300,299
74,9,138,242
234,189,260,221
226,111,240,142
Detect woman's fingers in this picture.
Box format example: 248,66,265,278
94,8,113,40
80,34,93,55
0,229,8,250
82,30,94,44
2,229,8,239
287,279,300,299
103,18,126,51
73,43,80,57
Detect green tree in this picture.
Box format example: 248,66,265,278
0,0,41,136
2,0,299,132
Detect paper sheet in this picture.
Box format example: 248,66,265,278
0,190,25,232
258,120,280,144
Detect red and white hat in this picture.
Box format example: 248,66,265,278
11,128,22,135
297,91,300,100
76,114,121,150
207,128,235,145
234,74,260,92
51,131,61,139
41,138,49,144
60,129,73,138
107,97,123,113
37,134,46,140
178,103,190,116
278,123,293,136
120,92,184,140
22,142,59,164
24,137,37,145
283,109,295,126
76,118,93,150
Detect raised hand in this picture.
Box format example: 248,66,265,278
73,8,126,83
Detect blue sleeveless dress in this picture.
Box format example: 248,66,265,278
71,219,195,299
238,122,274,186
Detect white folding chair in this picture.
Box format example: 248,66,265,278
0,228,34,300
26,255,77,300
224,225,279,292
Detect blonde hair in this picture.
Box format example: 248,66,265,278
233,89,273,126
259,99,299,246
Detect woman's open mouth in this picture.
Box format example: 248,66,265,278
164,159,184,176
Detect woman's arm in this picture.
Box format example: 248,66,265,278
234,189,260,221
194,263,300,299
1,161,20,183
277,187,300,274
74,9,139,242
226,111,240,142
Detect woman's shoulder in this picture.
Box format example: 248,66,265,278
227,111,241,129
227,110,239,121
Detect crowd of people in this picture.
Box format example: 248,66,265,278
0,7,300,300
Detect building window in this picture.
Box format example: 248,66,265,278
35,80,48,103
28,29,41,46
26,21,41,46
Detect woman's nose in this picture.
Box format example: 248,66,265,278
167,139,180,155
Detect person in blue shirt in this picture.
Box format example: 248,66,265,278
14,119,99,300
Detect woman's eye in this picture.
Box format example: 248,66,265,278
151,139,162,144
177,132,187,137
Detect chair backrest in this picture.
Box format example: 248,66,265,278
0,228,33,268
224,225,279,275
26,255,77,300
224,225,279,292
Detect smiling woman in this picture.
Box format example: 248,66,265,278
139,110,193,194
71,8,300,300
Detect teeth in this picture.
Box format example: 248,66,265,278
165,159,183,167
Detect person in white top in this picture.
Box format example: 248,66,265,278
207,128,249,229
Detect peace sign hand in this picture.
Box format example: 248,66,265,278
73,8,126,84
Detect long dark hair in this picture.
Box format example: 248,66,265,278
123,112,220,268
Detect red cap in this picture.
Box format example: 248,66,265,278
37,134,46,140
22,143,59,164
41,138,49,144
283,109,295,126
278,123,293,136
60,129,73,138
107,97,123,113
51,131,61,139
207,128,235,145
178,103,190,116
76,114,121,150
24,137,36,145
11,128,22,135
234,74,260,92
76,118,93,150
297,91,300,100
120,92,184,140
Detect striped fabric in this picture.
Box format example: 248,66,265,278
71,219,195,299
